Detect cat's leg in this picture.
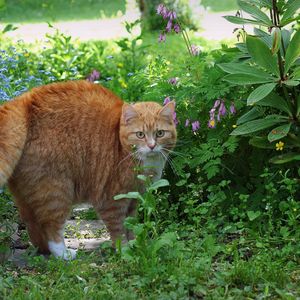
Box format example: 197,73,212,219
16,199,49,254
96,199,131,245
11,180,76,260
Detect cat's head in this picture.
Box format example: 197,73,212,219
120,101,177,159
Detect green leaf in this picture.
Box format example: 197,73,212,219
223,73,274,85
237,0,272,25
297,94,300,116
246,35,280,76
280,14,300,26
269,152,300,164
281,0,300,23
291,66,300,80
218,63,274,79
284,29,300,74
231,117,285,136
249,136,274,149
247,83,277,105
237,106,265,125
254,28,272,48
247,210,261,221
149,179,169,191
2,24,18,34
267,123,292,142
114,192,142,201
223,16,266,25
283,80,300,86
271,27,281,55
256,92,292,115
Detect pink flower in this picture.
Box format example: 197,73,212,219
173,111,179,126
158,33,166,43
86,69,100,82
190,45,200,56
174,24,180,33
219,101,226,115
230,102,236,114
168,11,177,20
168,77,178,85
156,4,165,15
192,121,200,132
166,19,173,32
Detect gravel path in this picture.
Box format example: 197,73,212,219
0,10,249,43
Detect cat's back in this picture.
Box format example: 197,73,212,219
25,80,123,118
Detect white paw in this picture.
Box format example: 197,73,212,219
48,241,77,260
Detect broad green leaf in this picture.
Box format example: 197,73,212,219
252,0,272,8
237,107,265,125
281,29,292,51
249,136,274,149
246,35,280,76
218,63,274,79
223,16,266,26
281,0,300,23
291,66,300,79
231,117,285,135
247,210,261,221
269,152,300,164
284,29,300,74
237,0,272,25
254,28,272,48
281,14,300,26
271,27,281,55
247,82,277,105
297,94,300,116
114,192,142,201
149,179,169,191
223,73,274,85
256,92,292,115
236,42,248,53
267,123,292,142
283,80,300,86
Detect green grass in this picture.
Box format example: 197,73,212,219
0,234,299,299
0,0,126,23
201,0,238,12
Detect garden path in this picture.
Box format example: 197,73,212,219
8,205,109,267
0,10,246,43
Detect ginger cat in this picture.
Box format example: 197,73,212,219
0,80,176,260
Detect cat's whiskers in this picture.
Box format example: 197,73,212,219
159,149,179,176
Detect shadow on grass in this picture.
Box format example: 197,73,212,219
0,0,126,23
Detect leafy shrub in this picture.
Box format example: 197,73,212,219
221,0,300,165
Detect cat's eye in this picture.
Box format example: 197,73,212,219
136,131,145,139
156,130,165,138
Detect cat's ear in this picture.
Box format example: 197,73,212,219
159,101,175,119
122,104,139,123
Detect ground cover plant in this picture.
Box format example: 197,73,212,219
0,0,300,299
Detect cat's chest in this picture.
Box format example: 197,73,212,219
142,154,166,182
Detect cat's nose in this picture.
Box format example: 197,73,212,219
148,144,156,150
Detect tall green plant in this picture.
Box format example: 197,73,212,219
220,0,300,164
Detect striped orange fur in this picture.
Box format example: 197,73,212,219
0,80,176,257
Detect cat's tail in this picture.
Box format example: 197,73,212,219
0,97,28,186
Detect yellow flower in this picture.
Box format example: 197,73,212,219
117,63,123,68
232,124,237,128
275,141,284,151
24,52,29,57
